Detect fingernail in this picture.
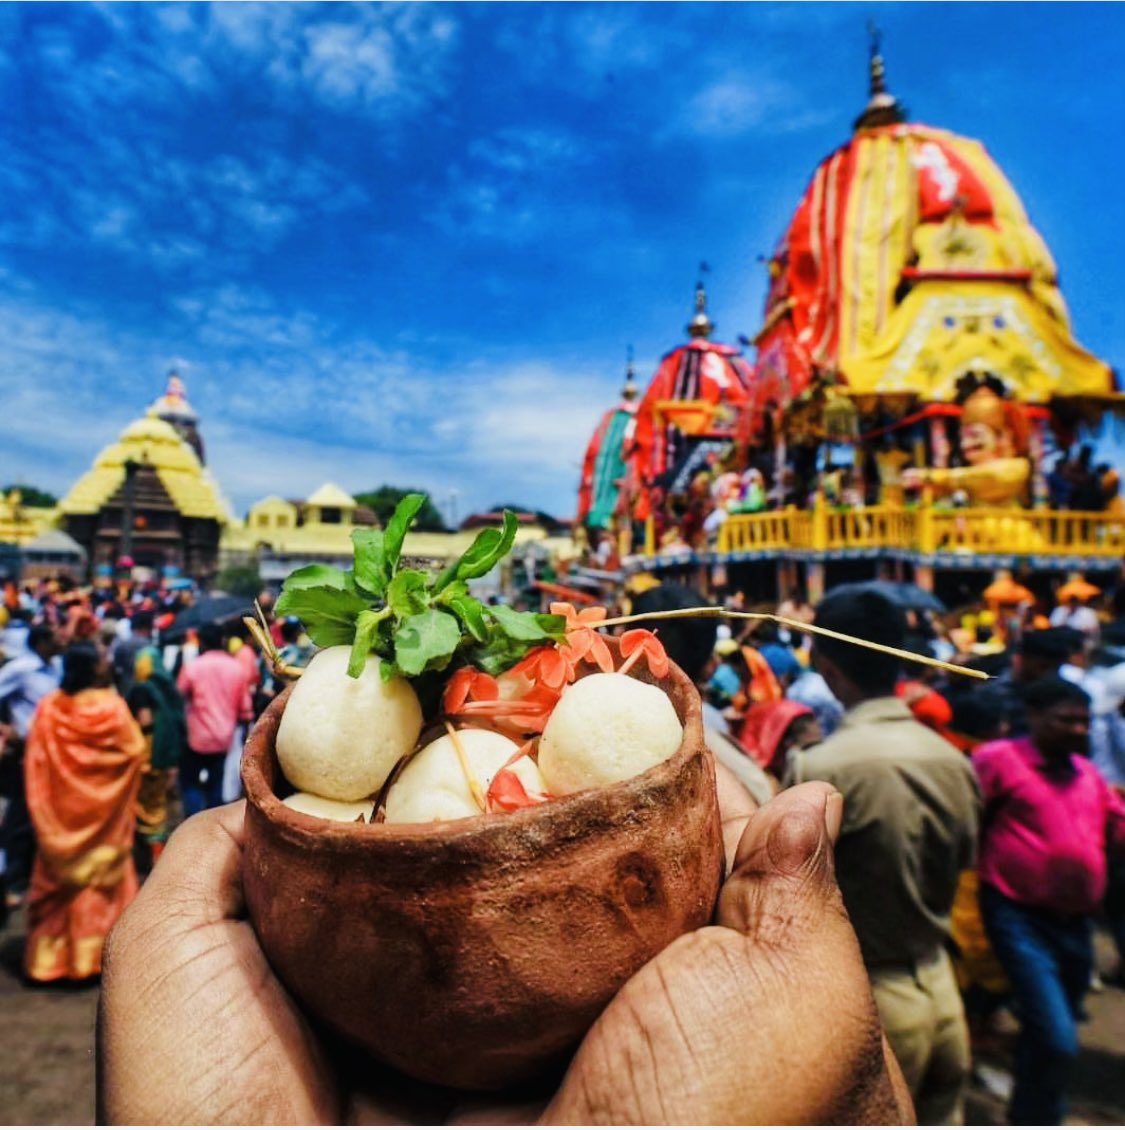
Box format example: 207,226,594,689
825,791,843,844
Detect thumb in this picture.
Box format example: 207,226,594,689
717,780,848,943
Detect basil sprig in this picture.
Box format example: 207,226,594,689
274,494,566,680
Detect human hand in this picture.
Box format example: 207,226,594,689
97,777,911,1125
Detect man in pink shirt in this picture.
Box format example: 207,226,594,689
176,623,253,818
973,675,1125,1125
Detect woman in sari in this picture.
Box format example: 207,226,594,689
24,642,145,982
127,646,186,868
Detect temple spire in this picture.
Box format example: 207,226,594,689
622,345,639,401
686,265,714,339
853,22,907,132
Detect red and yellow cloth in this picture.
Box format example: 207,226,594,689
24,688,145,982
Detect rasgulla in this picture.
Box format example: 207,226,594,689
537,672,682,795
276,645,423,802
282,792,376,823
385,728,547,823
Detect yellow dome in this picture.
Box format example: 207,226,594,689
60,414,228,522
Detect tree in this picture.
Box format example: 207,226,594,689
2,483,57,507
215,564,263,598
354,487,447,531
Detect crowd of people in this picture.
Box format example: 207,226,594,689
2,567,1125,1124
0,576,311,982
633,573,1125,1125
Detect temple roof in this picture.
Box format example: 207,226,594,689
306,482,358,508
60,415,230,522
754,37,1114,404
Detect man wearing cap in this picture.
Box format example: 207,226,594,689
785,585,981,1125
707,638,742,705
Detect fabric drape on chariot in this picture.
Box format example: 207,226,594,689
754,123,1112,402
576,403,635,530
628,340,756,517
24,687,145,981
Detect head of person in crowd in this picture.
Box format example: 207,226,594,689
629,582,716,684
810,585,907,710
1024,675,1091,763
60,641,105,696
197,622,224,655
739,699,821,777
130,609,155,638
945,684,1008,752
1015,627,1084,683
279,618,303,646
28,623,59,662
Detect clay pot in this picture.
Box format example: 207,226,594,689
241,651,723,1091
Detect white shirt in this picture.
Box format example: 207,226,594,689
1050,604,1100,637
0,650,61,738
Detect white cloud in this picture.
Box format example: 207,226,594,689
0,278,607,522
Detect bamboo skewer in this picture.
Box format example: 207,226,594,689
596,607,989,681
444,721,488,811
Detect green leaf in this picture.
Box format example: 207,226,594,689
382,493,426,574
275,584,368,648
282,564,349,591
486,604,567,642
350,493,427,598
347,609,389,678
447,593,488,643
468,636,537,677
393,608,462,677
386,569,431,619
433,510,518,591
351,528,389,598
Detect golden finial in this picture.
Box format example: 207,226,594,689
854,22,907,132
622,345,639,401
686,263,714,339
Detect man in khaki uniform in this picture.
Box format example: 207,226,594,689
786,585,981,1125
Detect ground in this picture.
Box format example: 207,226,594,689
1,907,1123,1124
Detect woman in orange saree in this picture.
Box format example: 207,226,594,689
23,642,145,982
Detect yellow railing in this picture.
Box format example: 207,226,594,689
717,507,812,553
715,503,1125,559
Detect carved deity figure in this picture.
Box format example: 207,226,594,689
904,377,1030,508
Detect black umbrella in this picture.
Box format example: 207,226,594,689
163,595,254,641
859,580,947,616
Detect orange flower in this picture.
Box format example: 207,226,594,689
442,667,500,714
485,742,550,813
456,684,559,737
549,602,608,631
505,645,576,692
550,602,614,673
617,629,669,678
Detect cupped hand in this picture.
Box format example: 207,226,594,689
97,772,912,1125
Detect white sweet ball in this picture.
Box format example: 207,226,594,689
282,792,375,823
384,728,547,824
537,672,682,795
276,645,423,802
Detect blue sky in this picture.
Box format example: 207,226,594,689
1,2,1123,526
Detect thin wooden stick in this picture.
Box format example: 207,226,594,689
596,607,989,681
444,721,488,811
243,601,305,680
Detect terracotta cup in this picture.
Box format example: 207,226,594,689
241,648,723,1091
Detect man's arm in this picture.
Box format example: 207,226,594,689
0,656,30,706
